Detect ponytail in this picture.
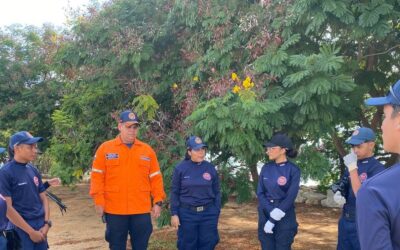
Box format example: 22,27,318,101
287,148,298,158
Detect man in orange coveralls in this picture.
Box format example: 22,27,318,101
90,110,166,250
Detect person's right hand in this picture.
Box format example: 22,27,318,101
95,205,104,217
29,230,45,243
171,215,180,229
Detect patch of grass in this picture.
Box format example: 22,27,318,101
148,238,176,250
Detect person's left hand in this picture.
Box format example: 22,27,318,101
152,204,162,218
264,220,275,234
343,151,358,172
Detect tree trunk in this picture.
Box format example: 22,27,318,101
249,163,259,191
331,132,346,176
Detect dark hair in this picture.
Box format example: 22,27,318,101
8,146,14,160
286,148,298,158
184,149,191,160
391,105,400,118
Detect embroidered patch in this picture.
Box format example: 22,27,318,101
195,137,202,144
203,172,211,181
359,172,368,182
352,130,359,136
277,176,287,186
106,153,119,160
33,176,39,187
128,112,136,119
140,156,151,161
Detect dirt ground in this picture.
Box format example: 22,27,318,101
46,184,341,250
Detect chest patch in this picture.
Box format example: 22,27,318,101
359,172,368,182
203,172,211,181
140,156,150,161
33,176,39,187
277,176,287,186
106,153,119,160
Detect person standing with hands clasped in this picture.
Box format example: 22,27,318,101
0,131,50,250
356,79,400,249
170,136,221,250
332,127,385,250
90,110,166,250
257,133,300,250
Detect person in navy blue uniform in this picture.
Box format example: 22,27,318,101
257,133,300,250
0,147,8,249
0,131,50,250
332,127,385,250
170,136,221,250
356,79,400,250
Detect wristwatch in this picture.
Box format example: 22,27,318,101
44,220,52,228
155,201,163,207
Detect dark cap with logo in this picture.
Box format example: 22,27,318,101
9,131,43,150
119,110,140,124
263,133,293,150
345,127,376,145
365,79,400,106
186,136,208,150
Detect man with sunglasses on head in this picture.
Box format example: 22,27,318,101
333,127,385,250
90,110,166,250
356,80,400,250
0,131,50,250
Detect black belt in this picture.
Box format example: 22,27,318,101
267,199,282,204
180,203,212,212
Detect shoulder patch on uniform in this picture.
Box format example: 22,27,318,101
106,153,119,160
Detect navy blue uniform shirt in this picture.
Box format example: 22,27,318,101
0,194,7,230
357,163,400,250
0,160,45,220
170,159,221,216
342,156,385,217
257,161,301,214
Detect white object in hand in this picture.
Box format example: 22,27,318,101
343,151,358,172
270,208,286,221
333,191,346,206
264,220,275,234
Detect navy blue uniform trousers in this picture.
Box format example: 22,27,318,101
105,213,152,250
15,218,48,250
258,207,298,250
337,216,360,250
177,204,219,250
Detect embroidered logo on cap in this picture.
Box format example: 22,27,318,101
128,112,136,120
203,172,211,181
195,137,202,144
277,176,287,186
33,176,39,187
352,130,359,136
359,172,368,182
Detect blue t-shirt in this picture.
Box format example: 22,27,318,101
170,159,221,216
0,160,45,220
342,156,385,216
257,161,301,215
0,194,7,230
357,163,400,250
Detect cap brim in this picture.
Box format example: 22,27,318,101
191,144,208,150
263,142,277,148
365,96,391,106
22,137,43,145
0,147,5,154
124,121,139,125
345,138,365,145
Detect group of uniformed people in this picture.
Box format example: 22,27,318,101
1,80,399,250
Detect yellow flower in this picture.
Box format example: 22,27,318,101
231,72,238,81
242,76,252,89
172,83,178,89
232,85,241,94
193,76,199,81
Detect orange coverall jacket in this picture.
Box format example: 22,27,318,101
89,136,166,215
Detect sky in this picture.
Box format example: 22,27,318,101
0,0,97,27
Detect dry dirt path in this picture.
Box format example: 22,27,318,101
46,185,340,250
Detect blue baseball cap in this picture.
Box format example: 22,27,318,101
0,147,5,154
186,136,207,150
345,127,376,145
263,133,293,150
9,131,43,150
119,110,140,124
365,80,400,106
